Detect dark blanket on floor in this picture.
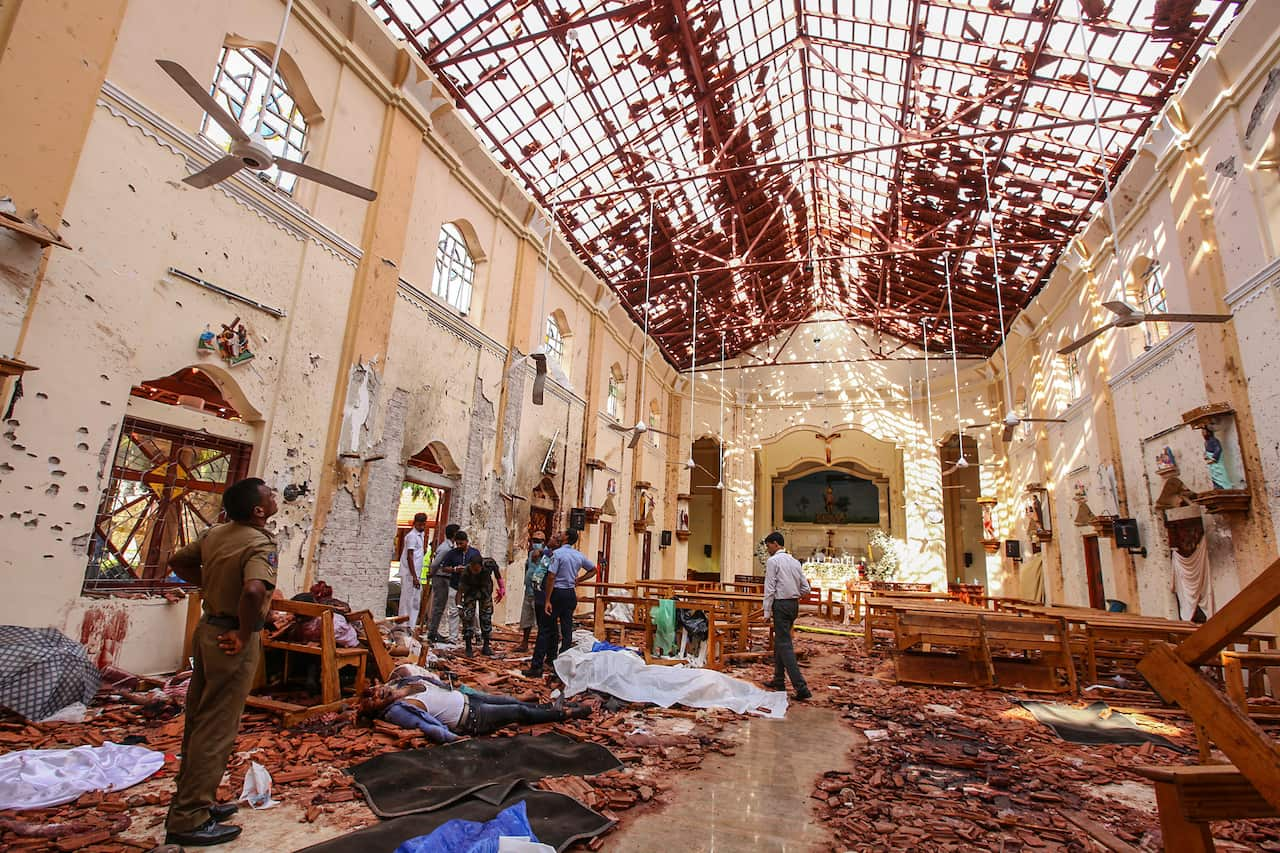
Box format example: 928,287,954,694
293,782,615,853
1018,700,1187,752
349,732,623,817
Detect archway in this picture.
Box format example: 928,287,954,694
939,433,985,588
529,476,560,544
687,436,722,579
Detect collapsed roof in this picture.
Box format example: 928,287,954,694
370,0,1246,367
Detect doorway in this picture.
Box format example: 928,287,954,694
688,437,723,576
939,433,984,587
529,477,559,544
1083,535,1105,609
640,530,652,580
597,521,612,583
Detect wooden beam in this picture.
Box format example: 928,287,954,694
1137,641,1280,812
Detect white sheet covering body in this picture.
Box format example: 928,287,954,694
0,742,165,810
554,647,788,718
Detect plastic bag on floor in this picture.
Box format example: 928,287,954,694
238,761,279,809
652,600,676,656
395,801,538,853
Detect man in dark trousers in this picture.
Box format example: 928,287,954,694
164,477,278,846
523,529,594,678
762,531,811,700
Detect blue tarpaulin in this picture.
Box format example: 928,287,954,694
393,801,539,853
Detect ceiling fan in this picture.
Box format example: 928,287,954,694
155,0,376,200
1057,301,1231,356
608,419,679,449
964,411,1067,443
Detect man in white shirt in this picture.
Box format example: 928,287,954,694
426,524,460,643
762,531,811,700
397,513,427,628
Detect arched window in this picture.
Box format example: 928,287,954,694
203,46,308,193
1062,352,1082,403
648,399,661,448
1135,259,1170,349
432,223,476,313
606,364,624,419
544,315,566,363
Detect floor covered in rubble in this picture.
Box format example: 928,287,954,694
4,619,1280,852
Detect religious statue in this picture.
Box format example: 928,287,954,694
215,316,255,366
816,431,840,465
678,508,689,531
981,502,995,540
824,484,836,514
1201,426,1230,490
1026,493,1045,533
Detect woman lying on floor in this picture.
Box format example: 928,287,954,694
358,665,590,743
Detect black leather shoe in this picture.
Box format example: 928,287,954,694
793,689,813,701
521,667,543,678
762,681,786,691
165,817,242,846
209,802,239,822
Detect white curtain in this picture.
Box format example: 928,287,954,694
1172,536,1211,620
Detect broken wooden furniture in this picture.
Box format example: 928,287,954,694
863,592,958,646
1133,765,1278,853
590,593,654,647
1135,554,1280,851
1220,649,1280,719
184,592,394,726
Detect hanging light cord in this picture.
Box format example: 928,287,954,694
718,331,726,486
1074,5,1126,266
687,274,699,452
922,321,935,450
944,254,966,462
980,150,1016,418
254,0,295,137
637,193,655,424
535,36,577,356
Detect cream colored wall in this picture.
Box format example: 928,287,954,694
988,0,1280,619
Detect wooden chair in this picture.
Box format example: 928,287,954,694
183,593,394,726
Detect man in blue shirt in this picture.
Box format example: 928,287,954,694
523,529,595,678
516,533,552,652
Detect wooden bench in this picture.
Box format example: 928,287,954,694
892,608,993,688
1134,765,1278,853
981,612,1076,694
890,607,1076,693
591,594,654,647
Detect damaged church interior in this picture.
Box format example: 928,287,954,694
5,0,1280,848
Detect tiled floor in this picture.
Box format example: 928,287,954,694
605,704,859,852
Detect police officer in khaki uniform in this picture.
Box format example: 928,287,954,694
164,477,277,847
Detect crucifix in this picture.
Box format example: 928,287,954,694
815,431,840,465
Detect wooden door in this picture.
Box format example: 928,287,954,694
641,530,652,580
598,521,612,583
1083,535,1105,609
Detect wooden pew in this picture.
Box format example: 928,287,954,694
981,612,1077,694
591,593,653,647
892,608,993,688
